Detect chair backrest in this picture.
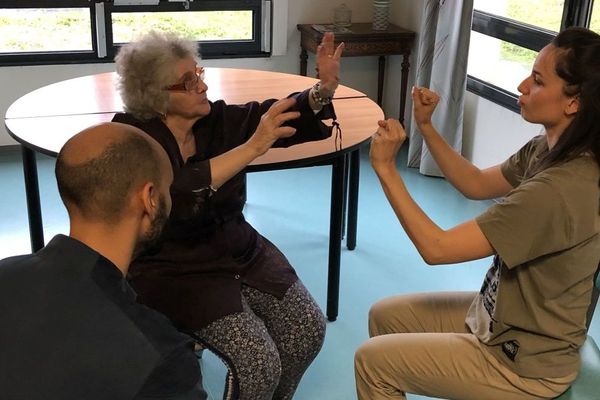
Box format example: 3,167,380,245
585,266,600,330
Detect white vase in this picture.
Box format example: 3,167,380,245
372,0,390,31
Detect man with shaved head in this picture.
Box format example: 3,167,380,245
0,122,206,400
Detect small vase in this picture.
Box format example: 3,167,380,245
372,0,390,31
333,3,352,28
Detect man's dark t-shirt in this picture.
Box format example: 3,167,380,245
0,235,206,400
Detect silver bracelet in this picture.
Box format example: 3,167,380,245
311,82,332,106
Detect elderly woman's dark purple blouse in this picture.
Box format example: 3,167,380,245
112,89,335,331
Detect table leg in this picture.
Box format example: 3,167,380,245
341,154,349,240
21,146,44,252
346,148,360,250
377,55,386,106
327,156,345,321
300,48,308,77
399,52,411,124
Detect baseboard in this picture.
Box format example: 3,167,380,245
0,144,21,155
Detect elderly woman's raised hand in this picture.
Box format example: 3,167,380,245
369,119,407,173
316,32,345,98
248,98,300,156
412,86,440,129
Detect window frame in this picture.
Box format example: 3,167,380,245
467,0,595,113
0,0,271,66
0,0,99,66
103,0,268,60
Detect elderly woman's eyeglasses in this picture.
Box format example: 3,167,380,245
165,67,205,92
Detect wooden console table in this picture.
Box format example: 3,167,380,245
298,23,415,123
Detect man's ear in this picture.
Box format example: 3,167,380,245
140,181,157,217
565,95,579,116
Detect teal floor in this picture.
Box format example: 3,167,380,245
1,146,598,400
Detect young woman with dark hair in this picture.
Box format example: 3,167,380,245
355,27,600,400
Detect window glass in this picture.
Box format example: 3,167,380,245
112,11,253,44
468,31,537,94
0,8,92,53
590,1,600,33
473,0,564,32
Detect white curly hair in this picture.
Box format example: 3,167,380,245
115,30,199,120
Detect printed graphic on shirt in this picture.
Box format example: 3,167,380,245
502,340,520,361
478,255,501,332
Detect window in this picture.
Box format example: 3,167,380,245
473,1,565,31
0,7,92,53
591,0,600,31
467,0,596,113
0,0,271,66
111,11,253,44
468,31,539,96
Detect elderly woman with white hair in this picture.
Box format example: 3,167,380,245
112,30,344,400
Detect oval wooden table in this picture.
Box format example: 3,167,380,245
4,68,383,321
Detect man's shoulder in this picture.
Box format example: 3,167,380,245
0,254,39,288
0,252,35,270
0,238,173,399
0,234,96,273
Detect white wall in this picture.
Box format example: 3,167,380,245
463,92,542,169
